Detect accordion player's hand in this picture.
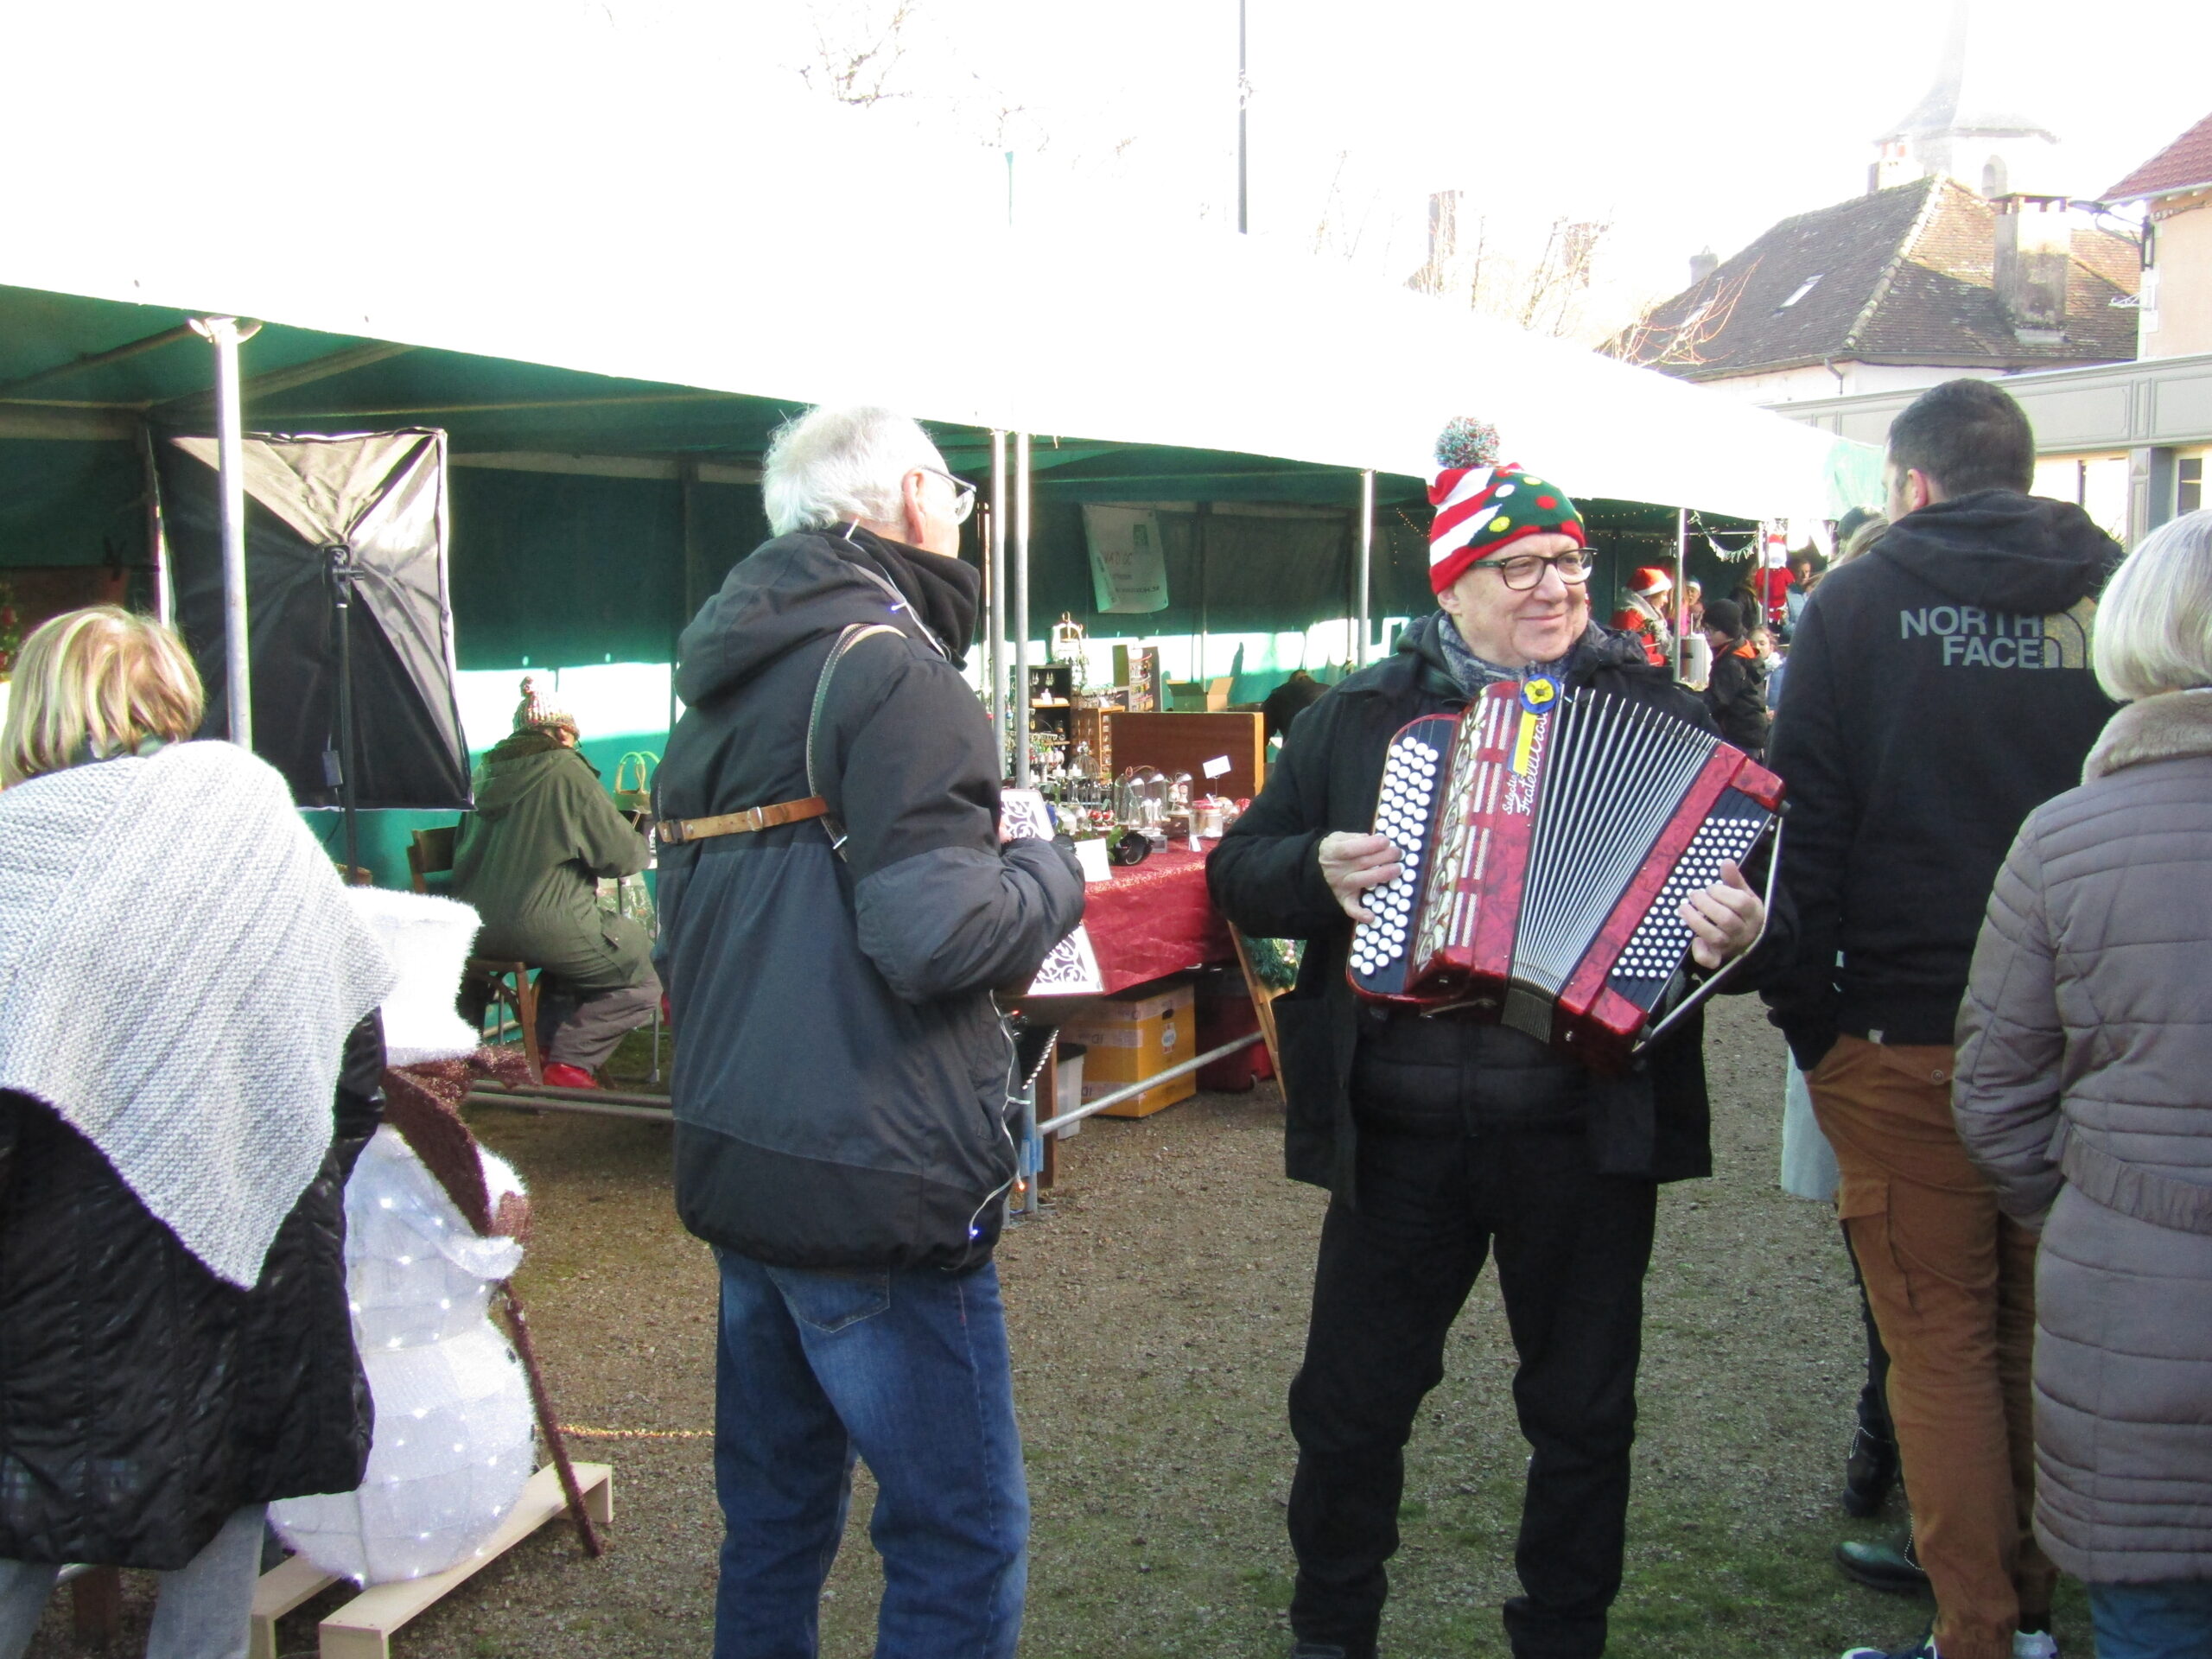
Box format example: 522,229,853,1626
1680,860,1764,970
1319,831,1403,924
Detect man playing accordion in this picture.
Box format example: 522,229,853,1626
1209,421,1775,1659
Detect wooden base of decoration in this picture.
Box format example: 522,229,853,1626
247,1461,612,1659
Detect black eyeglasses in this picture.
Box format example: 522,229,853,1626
1482,549,1597,591
920,466,978,525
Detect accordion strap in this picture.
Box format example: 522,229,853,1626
806,623,906,861
656,796,827,846
655,622,906,853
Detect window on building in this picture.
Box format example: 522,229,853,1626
2181,457,2204,517
1777,275,1823,310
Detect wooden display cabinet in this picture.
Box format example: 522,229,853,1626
1104,710,1268,801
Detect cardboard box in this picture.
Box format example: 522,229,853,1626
1057,983,1198,1118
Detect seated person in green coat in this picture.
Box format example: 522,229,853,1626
452,678,659,1089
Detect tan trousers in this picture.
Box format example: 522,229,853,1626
1808,1036,2052,1659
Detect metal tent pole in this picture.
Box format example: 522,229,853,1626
988,429,1008,758
1357,468,1375,667
1014,431,1032,787
190,315,261,747
1674,506,1688,681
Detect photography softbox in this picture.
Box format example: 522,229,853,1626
160,429,470,810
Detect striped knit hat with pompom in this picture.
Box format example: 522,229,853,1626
1426,417,1586,594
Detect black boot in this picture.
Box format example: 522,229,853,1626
1842,1422,1901,1517
1835,1529,1929,1595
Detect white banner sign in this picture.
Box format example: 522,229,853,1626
1082,505,1170,614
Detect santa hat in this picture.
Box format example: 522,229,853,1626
512,674,575,734
1427,417,1586,594
1628,565,1673,598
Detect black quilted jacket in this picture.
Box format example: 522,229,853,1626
0,1014,384,1569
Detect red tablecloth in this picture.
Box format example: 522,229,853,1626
1069,842,1235,995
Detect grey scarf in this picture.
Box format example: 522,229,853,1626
1435,615,1603,696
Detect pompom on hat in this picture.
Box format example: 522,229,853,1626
1427,417,1586,594
512,674,575,734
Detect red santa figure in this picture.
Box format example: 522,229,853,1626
1611,565,1675,667
1752,531,1794,630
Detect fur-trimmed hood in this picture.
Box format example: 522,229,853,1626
2083,688,2212,783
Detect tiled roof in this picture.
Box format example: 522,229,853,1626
2105,111,2212,204
1611,176,2139,380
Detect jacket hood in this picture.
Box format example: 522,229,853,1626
1874,489,2120,613
470,731,590,819
676,525,979,707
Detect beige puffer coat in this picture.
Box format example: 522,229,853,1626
1955,687,2212,1584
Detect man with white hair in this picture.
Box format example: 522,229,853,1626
653,405,1083,1659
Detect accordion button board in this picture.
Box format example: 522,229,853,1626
1347,680,1783,1069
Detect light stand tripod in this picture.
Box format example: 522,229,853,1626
324,543,361,882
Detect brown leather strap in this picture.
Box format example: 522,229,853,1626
656,796,828,845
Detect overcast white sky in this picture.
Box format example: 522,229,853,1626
17,0,2212,323
628,0,2212,308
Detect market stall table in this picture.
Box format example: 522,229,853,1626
1053,842,1234,995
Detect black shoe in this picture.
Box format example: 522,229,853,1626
1290,1645,1366,1659
1835,1532,1929,1595
1843,1424,1901,1516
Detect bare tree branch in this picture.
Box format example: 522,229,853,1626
798,0,917,106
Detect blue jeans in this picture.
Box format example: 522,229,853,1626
2090,1580,2212,1659
0,1505,267,1659
712,1249,1027,1659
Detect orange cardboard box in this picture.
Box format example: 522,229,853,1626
1057,983,1198,1118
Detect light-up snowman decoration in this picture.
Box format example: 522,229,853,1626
270,888,537,1584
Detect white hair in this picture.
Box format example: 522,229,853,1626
2094,509,2212,702
760,404,946,537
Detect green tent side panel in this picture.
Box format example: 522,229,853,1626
0,440,145,568
449,468,683,669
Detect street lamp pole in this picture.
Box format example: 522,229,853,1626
1236,0,1249,235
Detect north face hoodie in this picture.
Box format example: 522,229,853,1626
1762,490,2120,1067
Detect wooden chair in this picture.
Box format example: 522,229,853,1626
408,826,545,1083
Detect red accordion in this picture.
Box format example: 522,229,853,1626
1347,678,1783,1066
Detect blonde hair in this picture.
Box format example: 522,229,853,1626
1836,513,1888,567
1,606,207,786
2094,509,2212,702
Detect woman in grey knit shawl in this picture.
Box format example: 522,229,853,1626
0,607,393,1659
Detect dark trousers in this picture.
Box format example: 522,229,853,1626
1287,1118,1659,1659
535,972,661,1071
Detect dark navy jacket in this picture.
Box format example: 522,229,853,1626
654,525,1083,1272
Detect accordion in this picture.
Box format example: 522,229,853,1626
1348,678,1783,1066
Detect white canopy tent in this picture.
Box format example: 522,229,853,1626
1,21,1866,773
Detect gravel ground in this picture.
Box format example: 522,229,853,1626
32,996,2090,1658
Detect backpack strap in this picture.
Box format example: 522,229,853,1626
806,623,906,861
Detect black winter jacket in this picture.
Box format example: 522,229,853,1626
654,525,1084,1272
1762,490,2120,1068
0,1014,384,1569
1209,615,1777,1202
1703,641,1771,754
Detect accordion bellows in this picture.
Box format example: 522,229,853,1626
1350,680,1783,1065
